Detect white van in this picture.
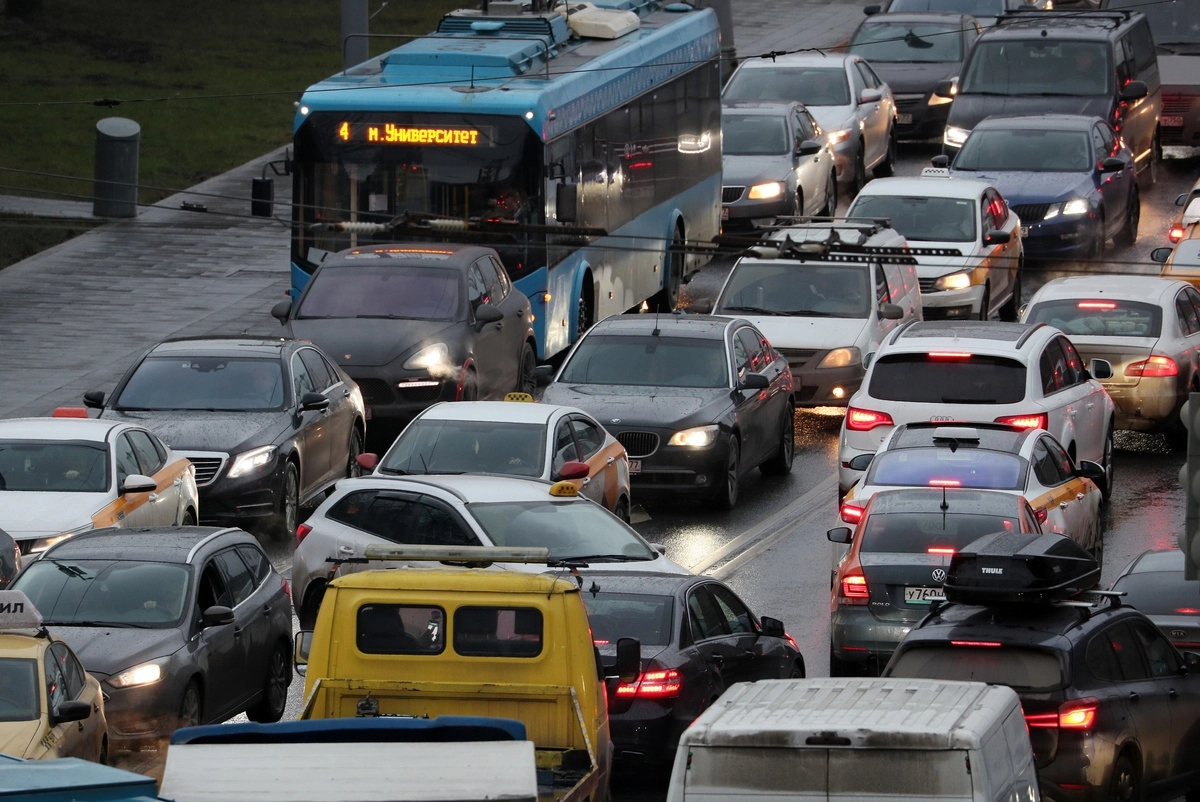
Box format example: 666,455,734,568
666,677,1039,802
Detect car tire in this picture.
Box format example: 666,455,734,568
1116,187,1139,247
874,128,897,178
346,427,363,479
516,342,537,395
822,171,837,217
459,369,478,402
1087,214,1105,261
246,640,292,723
1107,752,1139,802
788,662,805,679
708,437,740,510
761,404,795,476
269,462,300,542
829,652,859,678
613,495,630,524
300,582,326,630
977,284,990,321
180,509,196,527
661,224,686,312
1100,425,1115,503
178,680,202,731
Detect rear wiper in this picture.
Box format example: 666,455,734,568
720,305,785,316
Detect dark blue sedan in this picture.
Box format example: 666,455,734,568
946,114,1139,259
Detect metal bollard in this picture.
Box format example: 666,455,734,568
93,117,140,218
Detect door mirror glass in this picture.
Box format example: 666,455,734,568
864,4,881,13
827,526,853,544
691,298,714,314
121,474,158,495
534,364,556,386
295,631,313,668
1077,460,1106,482
1088,358,1113,380
933,80,955,99
615,637,641,684
760,616,785,637
1151,247,1173,264
202,605,235,628
797,138,822,156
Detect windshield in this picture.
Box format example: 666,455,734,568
1105,0,1200,45
888,644,1066,692
469,500,657,562
293,112,544,281
888,0,1004,17
558,336,729,388
380,420,546,478
961,40,1111,96
722,115,791,156
955,129,1092,172
0,658,39,722
1112,572,1200,617
582,592,674,647
867,449,1027,490
16,560,192,628
298,264,461,321
116,357,285,412
869,353,1028,403
0,442,109,493
1026,299,1162,339
724,67,851,107
718,262,872,318
849,22,963,62
849,195,977,242
862,511,1019,553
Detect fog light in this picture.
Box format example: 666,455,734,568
832,386,845,399
695,475,707,485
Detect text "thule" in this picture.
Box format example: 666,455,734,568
981,567,1004,575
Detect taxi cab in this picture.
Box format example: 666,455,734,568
1152,239,1200,290
1168,183,1200,243
0,418,199,555
0,590,108,762
360,398,631,521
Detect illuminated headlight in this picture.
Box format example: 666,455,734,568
402,342,451,373
1044,199,1089,220
934,271,973,291
31,524,93,553
668,425,719,448
827,129,853,146
747,182,784,200
943,125,969,147
226,445,277,479
109,661,165,689
817,347,860,369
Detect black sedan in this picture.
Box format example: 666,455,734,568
84,337,365,540
1111,549,1200,653
580,571,804,766
847,12,982,140
11,527,294,750
539,314,794,509
270,243,536,434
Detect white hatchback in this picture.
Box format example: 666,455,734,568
837,320,1116,499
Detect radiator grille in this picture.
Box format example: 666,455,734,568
616,431,660,459
354,378,395,406
178,454,226,487
1011,203,1050,223
722,186,745,203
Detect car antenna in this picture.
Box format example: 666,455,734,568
652,310,661,337
941,485,949,511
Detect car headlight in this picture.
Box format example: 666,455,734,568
928,85,955,106
668,425,720,448
1044,199,1090,220
943,125,969,147
747,182,784,200
827,129,853,146
817,347,860,369
226,445,277,479
934,271,973,291
31,523,93,553
402,343,451,375
109,660,165,689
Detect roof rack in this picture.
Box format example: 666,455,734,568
942,532,1100,606
885,318,920,346
718,221,961,266
994,8,1133,27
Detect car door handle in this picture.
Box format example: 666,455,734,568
342,389,351,398
495,322,503,330
516,309,524,318
1169,689,1179,699
148,492,160,502
1086,402,1095,410
1129,692,1139,702
234,626,243,638
710,654,724,666
1068,410,1077,418
582,477,591,485
606,456,615,465
263,604,272,614
338,546,354,554
1059,501,1070,509
1076,493,1085,501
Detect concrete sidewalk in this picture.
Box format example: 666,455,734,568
0,0,866,418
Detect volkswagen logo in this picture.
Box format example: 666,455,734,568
932,568,947,583
1173,630,1187,640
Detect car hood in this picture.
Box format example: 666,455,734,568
0,493,106,539
949,95,1111,132
806,106,857,136
1159,54,1200,90
722,155,794,187
867,61,957,94
47,625,185,679
104,410,289,454
0,721,40,758
903,240,979,277
540,384,731,429
731,315,872,352
287,318,460,367
951,169,1093,206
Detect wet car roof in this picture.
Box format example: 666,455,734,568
889,423,1029,452
573,571,706,596
41,526,253,564
1029,275,1187,305
867,487,1027,516
900,321,1031,341
974,114,1103,132
333,473,582,504
151,338,289,358
589,314,735,340
417,401,582,425
0,418,121,442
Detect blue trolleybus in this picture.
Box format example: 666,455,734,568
290,0,722,359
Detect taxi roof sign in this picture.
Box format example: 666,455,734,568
0,590,43,630
549,481,579,497
504,392,535,403
363,544,552,564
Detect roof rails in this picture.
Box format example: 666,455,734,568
885,318,919,346
720,219,960,266
994,8,1134,27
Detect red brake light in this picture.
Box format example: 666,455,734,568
840,502,865,524
951,640,1002,647
928,479,961,487
846,407,894,431
927,547,956,555
1176,608,1200,615
839,570,870,605
927,352,972,359
785,633,799,652
295,523,313,545
1076,301,1116,310
1024,711,1059,728
1058,698,1099,730
1125,356,1178,378
1170,225,1185,243
994,413,1048,430
615,668,683,699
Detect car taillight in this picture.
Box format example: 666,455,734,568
994,413,1048,430
1026,698,1099,730
839,569,870,606
786,633,799,652
1034,507,1049,524
840,502,865,524
1170,224,1185,243
615,668,683,699
846,407,894,431
296,523,313,545
1076,301,1116,310
1125,356,1178,377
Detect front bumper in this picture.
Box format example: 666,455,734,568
788,358,865,408
919,282,986,320
831,139,858,184
894,98,951,141
192,456,286,523
617,428,731,495
1021,215,1097,258
345,369,459,423
721,193,793,229
97,672,187,747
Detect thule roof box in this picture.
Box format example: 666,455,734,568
943,532,1099,605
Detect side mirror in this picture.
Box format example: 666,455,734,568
300,392,330,412
983,230,1011,245
1100,156,1126,173
878,302,903,320
474,303,504,329
1183,651,1200,674
202,605,235,627
1089,358,1113,380
1177,193,1189,207
930,154,950,169
82,390,105,410
534,364,556,386
848,453,874,472
934,79,955,99
797,138,823,156
556,183,578,224
295,630,313,671
1119,80,1147,101
863,351,875,369
356,452,379,471
691,298,714,314
121,474,158,495
864,3,882,13
653,543,667,555
860,88,883,105
271,298,293,324
1151,247,1173,264
760,616,785,638
827,526,853,544
738,372,770,391
557,461,590,480
50,700,92,726
1078,460,1106,482
615,637,641,684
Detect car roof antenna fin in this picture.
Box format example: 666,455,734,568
940,485,949,512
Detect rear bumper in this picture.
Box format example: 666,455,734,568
830,607,917,668
609,702,686,763
1103,377,1183,431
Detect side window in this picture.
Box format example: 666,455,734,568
883,264,904,304
1097,123,1117,158
329,492,415,542
474,258,501,305
1115,37,1134,85
1059,338,1085,386
1091,125,1107,166
1178,291,1200,336
50,643,85,700
875,266,891,305
44,650,69,713
1086,631,1122,681
1039,339,1068,395
359,604,445,655
114,433,140,484
212,549,255,607
570,419,606,460
857,60,883,89
490,257,512,299
1131,620,1182,679
687,588,729,642
1186,288,1200,331
708,585,756,635
127,430,165,476
467,264,486,308
1043,436,1076,481
552,420,580,473
409,501,480,547
298,349,335,392
147,432,169,465
291,353,315,400
988,190,1009,228
980,198,996,236
197,562,233,612
735,328,765,372
1107,622,1151,681
454,607,543,658
1031,438,1067,487
236,545,271,586
1130,21,1156,72
850,63,868,99
733,334,752,377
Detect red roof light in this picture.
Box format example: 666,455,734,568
928,352,972,359
1176,608,1200,615
928,479,961,487
927,547,956,555
951,640,1002,647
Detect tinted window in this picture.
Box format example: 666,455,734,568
867,449,1025,490
44,650,68,713
454,606,542,657
357,604,445,655
473,258,503,306
116,357,286,411
888,0,1003,15
718,262,872,319
236,545,271,585
298,265,461,321
198,562,232,611
724,67,851,107
298,349,335,391
582,592,674,647
16,559,192,627
0,658,38,721
868,353,1027,404
722,115,790,155
558,335,729,388
570,419,606,460
861,512,1018,553
1100,622,1150,681
1179,293,1200,336
379,419,546,478
1039,339,1070,394
552,420,580,474
51,643,85,699
1111,571,1200,617
470,500,655,561
327,491,480,547
1031,438,1068,487
955,129,1093,172
709,585,756,634
960,40,1111,96
849,21,963,62
687,588,729,641
1086,633,1122,682
1131,620,1182,678
0,441,109,493
128,430,165,475
1027,299,1162,339
409,502,477,548
887,644,1066,691
213,549,255,607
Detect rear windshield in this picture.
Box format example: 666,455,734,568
724,67,851,107
581,592,674,647
960,40,1112,96
869,353,1027,404
454,606,543,658
888,644,1066,691
685,746,971,796
357,604,445,655
862,512,1019,553
0,442,109,493
868,449,1026,491
1025,299,1162,339
718,262,872,319
1111,573,1200,617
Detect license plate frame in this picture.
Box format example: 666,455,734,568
897,113,913,125
1163,115,1184,127
628,459,642,475
904,586,946,604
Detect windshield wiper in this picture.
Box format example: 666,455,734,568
376,466,407,476
52,562,89,579
777,309,831,317
720,305,786,316
555,553,653,563
44,620,153,629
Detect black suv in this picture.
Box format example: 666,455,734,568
941,10,1161,183
884,533,1200,802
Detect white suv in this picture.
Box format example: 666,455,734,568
845,168,1023,321
837,320,1116,498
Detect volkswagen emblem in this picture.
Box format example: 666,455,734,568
1173,630,1187,640
611,418,621,424
932,568,947,583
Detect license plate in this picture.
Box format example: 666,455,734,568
897,113,913,125
1163,115,1184,127
364,407,373,421
905,586,946,604
721,206,729,220
628,459,642,475
1020,226,1029,237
